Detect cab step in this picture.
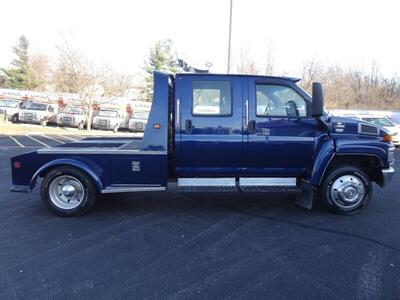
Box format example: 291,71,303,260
238,177,300,193
176,177,300,193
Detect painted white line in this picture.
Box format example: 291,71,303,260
56,135,79,142
25,135,50,148
39,134,64,144
9,136,25,148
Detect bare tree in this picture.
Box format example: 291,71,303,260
101,71,134,97
29,53,50,91
236,48,259,74
300,58,324,90
52,41,106,130
264,43,274,76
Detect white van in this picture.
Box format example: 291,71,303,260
19,102,59,126
0,99,25,123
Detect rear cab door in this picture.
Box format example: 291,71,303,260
175,74,244,176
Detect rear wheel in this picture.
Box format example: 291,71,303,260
40,166,97,216
320,165,372,215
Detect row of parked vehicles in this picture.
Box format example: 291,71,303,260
328,109,400,146
0,98,150,132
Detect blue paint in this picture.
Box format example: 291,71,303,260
9,72,394,195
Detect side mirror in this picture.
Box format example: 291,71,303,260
311,82,324,118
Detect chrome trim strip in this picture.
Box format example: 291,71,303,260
245,99,249,128
37,148,167,155
267,136,315,142
239,177,296,186
178,178,236,187
101,186,165,194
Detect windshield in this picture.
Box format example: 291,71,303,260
24,102,47,111
64,107,84,115
133,112,149,119
0,99,19,108
98,110,118,117
362,117,395,127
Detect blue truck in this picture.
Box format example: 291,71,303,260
10,72,395,216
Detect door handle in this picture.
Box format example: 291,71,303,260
248,120,256,133
185,119,192,133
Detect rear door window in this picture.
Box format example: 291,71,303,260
192,81,232,116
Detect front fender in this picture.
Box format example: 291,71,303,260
30,158,103,191
310,138,335,186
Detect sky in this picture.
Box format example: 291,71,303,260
0,0,399,78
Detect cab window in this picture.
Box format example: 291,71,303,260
256,85,307,117
192,81,232,116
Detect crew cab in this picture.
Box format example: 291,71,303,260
57,106,87,130
19,101,58,126
9,72,395,216
0,98,25,123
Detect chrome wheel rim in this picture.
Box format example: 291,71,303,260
49,175,84,210
330,175,366,209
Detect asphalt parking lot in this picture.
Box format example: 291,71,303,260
0,135,399,299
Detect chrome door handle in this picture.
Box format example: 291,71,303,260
176,98,180,126
245,99,249,128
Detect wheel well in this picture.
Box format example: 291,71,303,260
38,164,101,190
325,155,383,185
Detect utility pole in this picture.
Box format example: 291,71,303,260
227,0,233,73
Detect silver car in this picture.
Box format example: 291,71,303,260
57,107,87,130
129,111,149,132
0,99,24,123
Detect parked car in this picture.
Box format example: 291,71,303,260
57,107,87,130
9,72,395,216
0,99,25,123
360,116,400,146
129,111,149,132
19,102,58,126
92,109,125,133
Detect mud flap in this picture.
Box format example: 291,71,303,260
295,181,314,210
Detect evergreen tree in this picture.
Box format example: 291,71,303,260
1,35,38,89
142,40,179,100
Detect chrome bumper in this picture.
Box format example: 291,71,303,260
381,167,395,187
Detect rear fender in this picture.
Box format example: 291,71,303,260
30,158,103,191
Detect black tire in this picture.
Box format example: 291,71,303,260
78,122,84,130
40,119,47,127
11,114,19,123
319,165,372,215
40,166,97,217
113,124,119,133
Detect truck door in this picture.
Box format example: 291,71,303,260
175,75,243,176
245,78,322,177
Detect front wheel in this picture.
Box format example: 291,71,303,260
40,166,97,216
11,114,19,123
40,119,47,127
319,165,372,215
78,122,85,130
113,124,119,133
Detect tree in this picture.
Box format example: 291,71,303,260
1,35,39,89
142,40,179,101
236,48,259,75
29,53,50,90
52,41,106,130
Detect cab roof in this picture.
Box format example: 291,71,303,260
176,72,301,83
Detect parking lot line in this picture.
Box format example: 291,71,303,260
39,134,64,144
9,136,25,148
25,135,50,148
56,135,79,142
